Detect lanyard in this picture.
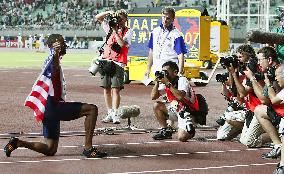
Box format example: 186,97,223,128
156,28,171,59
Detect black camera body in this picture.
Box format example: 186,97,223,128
155,70,168,79
216,117,226,126
254,67,276,81
220,55,239,68
246,58,258,73
215,72,229,83
106,14,121,28
111,42,121,53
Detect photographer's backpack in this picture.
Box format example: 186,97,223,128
191,94,209,125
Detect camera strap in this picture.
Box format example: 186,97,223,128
98,29,113,56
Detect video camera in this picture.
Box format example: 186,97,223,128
220,55,239,68
106,14,121,28
215,72,229,83
155,70,169,79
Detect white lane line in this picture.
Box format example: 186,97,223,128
0,162,15,164
109,162,278,174
141,155,157,157
18,160,41,163
211,151,225,153
159,154,173,156
102,144,118,146
145,142,160,144
175,153,189,155
164,140,179,143
0,149,275,165
124,156,138,158
228,150,241,152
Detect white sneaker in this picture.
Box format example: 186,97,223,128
102,113,113,123
112,114,120,124
178,112,195,134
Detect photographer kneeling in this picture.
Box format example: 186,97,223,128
248,46,282,159
151,61,200,142
216,72,246,141
95,9,133,124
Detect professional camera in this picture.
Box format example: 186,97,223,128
215,72,229,83
106,14,121,28
155,70,169,79
246,58,259,73
220,55,239,68
216,117,226,126
254,67,276,81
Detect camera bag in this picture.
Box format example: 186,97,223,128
98,60,116,77
190,94,209,125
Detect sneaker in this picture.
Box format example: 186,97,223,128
112,114,120,124
152,127,173,140
81,147,107,158
178,112,195,135
262,145,281,159
273,164,284,174
4,137,19,157
102,113,113,123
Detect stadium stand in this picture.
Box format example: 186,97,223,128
0,0,283,39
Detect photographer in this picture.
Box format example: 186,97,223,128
216,73,246,141
227,44,268,148
258,64,284,174
259,64,284,174
151,61,199,142
95,9,133,124
248,46,282,159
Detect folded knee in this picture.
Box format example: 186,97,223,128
153,102,164,111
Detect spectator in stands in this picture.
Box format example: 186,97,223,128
95,9,133,124
3,34,107,158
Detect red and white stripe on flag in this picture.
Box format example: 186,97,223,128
25,75,52,121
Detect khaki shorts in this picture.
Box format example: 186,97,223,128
100,63,124,89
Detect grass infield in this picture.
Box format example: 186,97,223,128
0,50,97,68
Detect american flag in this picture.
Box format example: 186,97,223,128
24,49,55,121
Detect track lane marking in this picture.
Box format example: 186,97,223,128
0,148,274,165
109,162,278,174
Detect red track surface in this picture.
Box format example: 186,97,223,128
0,68,279,174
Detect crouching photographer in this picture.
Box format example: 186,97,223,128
225,44,271,148
215,72,246,141
151,61,208,142
245,46,282,159
261,64,284,174
95,9,133,124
